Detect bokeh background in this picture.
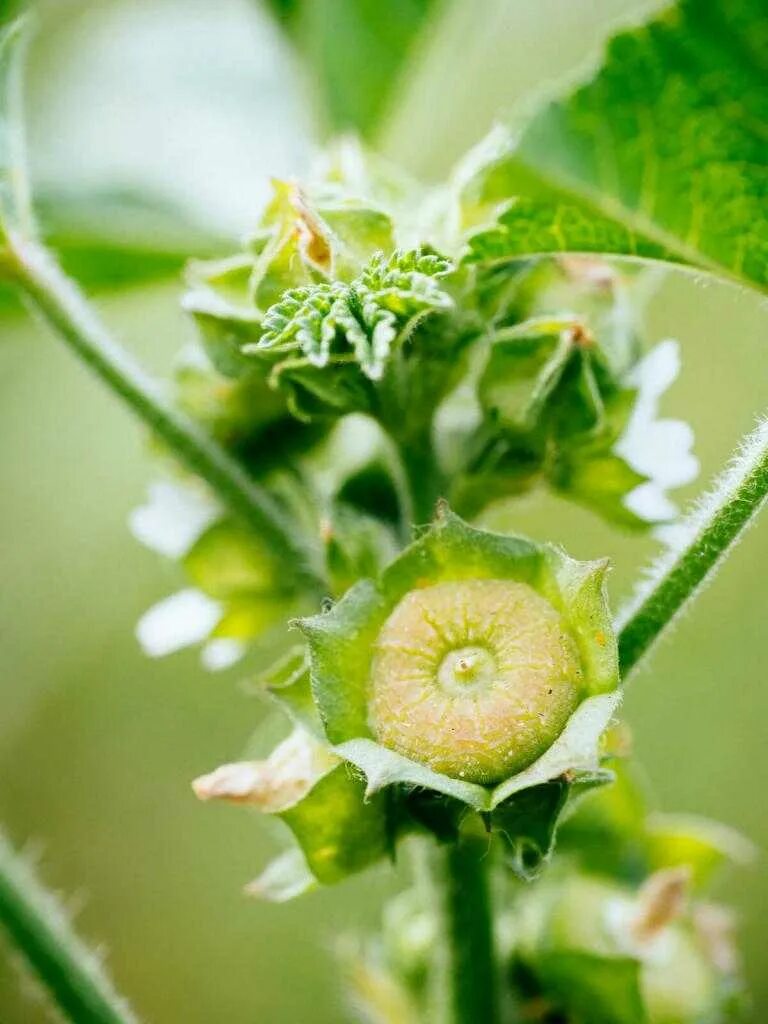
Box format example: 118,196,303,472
1,1,766,1020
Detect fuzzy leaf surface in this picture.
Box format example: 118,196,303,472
464,0,768,293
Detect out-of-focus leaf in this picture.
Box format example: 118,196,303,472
535,952,645,1024
463,0,768,293
267,0,441,137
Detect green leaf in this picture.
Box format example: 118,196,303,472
182,255,264,377
271,0,441,137
534,952,645,1024
463,0,768,293
645,813,756,888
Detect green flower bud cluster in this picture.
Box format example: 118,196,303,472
130,139,701,681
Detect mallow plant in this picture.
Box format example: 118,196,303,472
1,1,767,1021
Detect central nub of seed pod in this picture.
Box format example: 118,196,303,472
369,579,582,785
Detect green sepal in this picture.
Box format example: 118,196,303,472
336,694,618,817
279,764,389,885
552,447,648,530
182,255,264,378
312,202,395,278
174,357,286,446
299,577,386,743
459,313,653,528
255,645,322,736
269,354,375,422
322,502,399,598
477,317,578,433
492,775,613,882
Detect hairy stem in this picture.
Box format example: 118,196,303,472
617,417,768,678
432,836,498,1024
0,232,319,585
0,829,140,1024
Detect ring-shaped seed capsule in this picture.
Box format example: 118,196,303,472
369,579,582,785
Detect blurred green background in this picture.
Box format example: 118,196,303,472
1,1,766,1020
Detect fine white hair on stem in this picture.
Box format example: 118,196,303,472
617,416,768,676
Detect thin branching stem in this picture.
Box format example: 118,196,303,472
0,231,321,586
0,829,140,1024
617,417,768,678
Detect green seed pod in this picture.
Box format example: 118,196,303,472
370,578,582,784
197,507,621,893
294,505,620,873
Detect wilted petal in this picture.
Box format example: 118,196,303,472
630,866,691,944
128,480,219,558
136,589,222,657
605,866,691,963
192,728,338,813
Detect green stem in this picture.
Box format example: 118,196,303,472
0,232,319,585
0,829,139,1024
399,436,445,526
432,837,498,1024
617,417,768,678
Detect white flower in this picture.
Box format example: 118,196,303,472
128,479,220,559
615,339,699,522
136,588,222,658
201,638,246,672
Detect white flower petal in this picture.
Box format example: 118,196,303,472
129,479,220,559
624,482,679,523
629,338,681,399
201,638,246,672
618,418,698,487
136,589,222,658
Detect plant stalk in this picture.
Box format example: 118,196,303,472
0,232,319,586
432,836,498,1024
0,829,140,1024
618,417,768,678
399,435,446,526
